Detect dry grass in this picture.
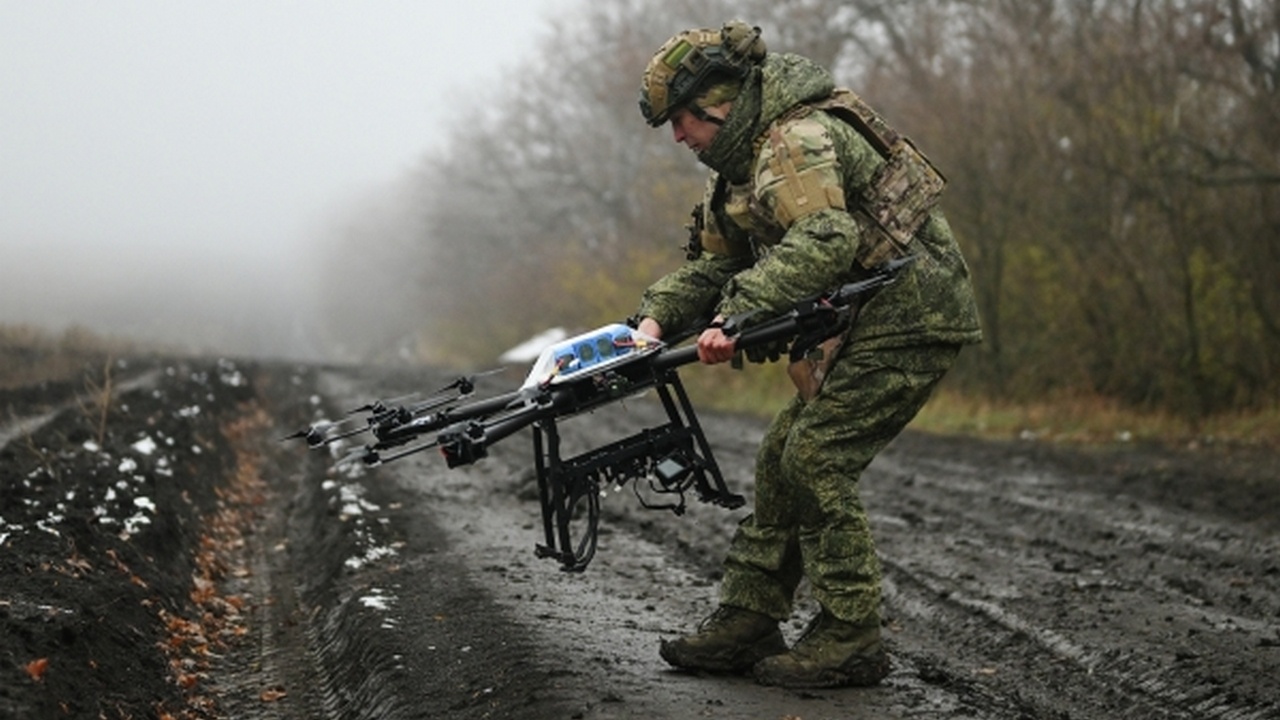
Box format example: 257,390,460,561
76,356,116,445
681,362,1280,450
0,323,132,389
913,388,1280,449
680,361,793,414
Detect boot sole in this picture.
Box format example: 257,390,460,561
659,634,788,674
753,654,891,688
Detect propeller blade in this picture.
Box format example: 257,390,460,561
279,427,310,442
432,368,505,397
280,419,343,445
347,390,420,415
335,445,380,468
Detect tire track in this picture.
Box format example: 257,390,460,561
246,365,1280,720
868,445,1280,720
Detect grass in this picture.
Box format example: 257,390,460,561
76,356,116,446
680,361,1280,451
0,323,131,390
914,388,1280,449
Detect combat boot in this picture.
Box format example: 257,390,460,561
660,606,787,673
753,608,890,688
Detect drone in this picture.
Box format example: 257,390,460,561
285,257,914,571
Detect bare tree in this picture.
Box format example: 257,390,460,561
314,0,1280,417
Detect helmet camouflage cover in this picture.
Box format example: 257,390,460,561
639,20,767,126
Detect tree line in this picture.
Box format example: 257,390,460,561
316,0,1279,420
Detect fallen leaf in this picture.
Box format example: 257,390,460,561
25,658,49,682
260,686,287,702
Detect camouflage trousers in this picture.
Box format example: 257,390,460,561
719,342,960,624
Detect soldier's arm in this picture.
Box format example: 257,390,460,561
635,251,752,338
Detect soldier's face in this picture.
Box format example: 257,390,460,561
668,106,727,153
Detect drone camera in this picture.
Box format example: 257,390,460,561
654,452,693,488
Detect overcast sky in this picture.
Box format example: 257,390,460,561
0,1,561,355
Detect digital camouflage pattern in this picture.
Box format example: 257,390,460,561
636,52,982,351
719,343,958,622
636,51,982,627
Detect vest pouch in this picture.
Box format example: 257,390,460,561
787,333,846,401
854,137,946,270
812,89,947,271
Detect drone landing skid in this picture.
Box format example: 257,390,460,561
531,367,743,572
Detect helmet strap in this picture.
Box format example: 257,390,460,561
689,104,726,126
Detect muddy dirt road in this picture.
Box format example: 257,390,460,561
3,358,1278,719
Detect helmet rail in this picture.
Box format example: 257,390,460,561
639,20,766,127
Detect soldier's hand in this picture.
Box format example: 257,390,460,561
697,319,736,364
637,317,664,340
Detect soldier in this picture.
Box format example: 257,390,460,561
632,21,983,688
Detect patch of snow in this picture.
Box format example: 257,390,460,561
339,484,380,517
37,515,63,536
344,544,397,570
121,512,151,538
359,590,394,611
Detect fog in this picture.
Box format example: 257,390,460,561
0,0,560,361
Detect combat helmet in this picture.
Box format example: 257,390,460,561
639,20,767,127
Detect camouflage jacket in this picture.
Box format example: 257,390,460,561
635,53,982,352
